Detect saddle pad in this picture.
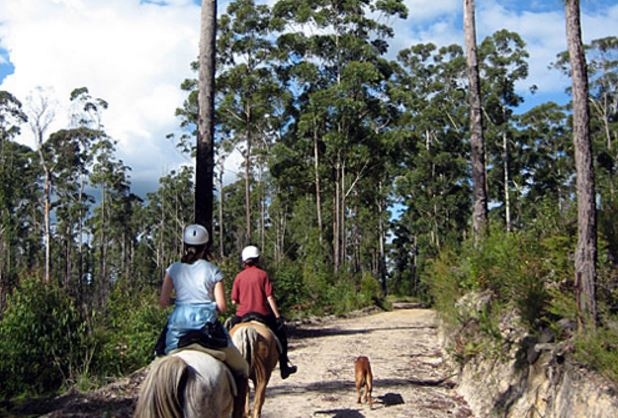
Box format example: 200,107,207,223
169,343,227,361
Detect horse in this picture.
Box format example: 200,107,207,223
229,321,279,418
133,347,236,418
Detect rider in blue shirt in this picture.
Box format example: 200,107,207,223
158,224,248,418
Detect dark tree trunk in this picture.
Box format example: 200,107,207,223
464,0,488,243
196,0,217,239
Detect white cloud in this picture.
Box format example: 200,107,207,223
392,1,617,109
404,0,459,22
0,0,199,196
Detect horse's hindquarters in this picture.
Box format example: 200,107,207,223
135,350,235,418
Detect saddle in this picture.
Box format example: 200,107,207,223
177,321,228,350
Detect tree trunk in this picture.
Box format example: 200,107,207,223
42,168,51,283
464,0,488,243
28,93,55,284
333,153,341,272
313,117,323,244
503,131,511,232
244,127,252,243
565,0,597,330
196,0,217,239
217,159,225,258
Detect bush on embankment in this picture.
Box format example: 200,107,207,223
423,218,618,384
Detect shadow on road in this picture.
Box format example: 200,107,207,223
314,408,366,417
289,325,436,340
377,392,405,406
267,375,456,398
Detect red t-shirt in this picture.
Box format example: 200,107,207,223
231,265,273,317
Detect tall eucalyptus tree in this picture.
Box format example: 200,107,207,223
26,89,56,283
196,0,218,237
88,137,132,307
50,88,109,290
464,0,488,242
565,0,597,330
0,91,29,306
479,30,529,231
391,43,470,289
273,0,407,272
216,0,286,245
516,102,571,218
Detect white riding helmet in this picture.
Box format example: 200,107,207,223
241,245,260,262
183,224,209,245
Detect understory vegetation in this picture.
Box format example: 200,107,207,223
424,208,618,383
0,258,384,400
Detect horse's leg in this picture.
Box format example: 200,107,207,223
253,369,272,418
245,378,252,417
252,381,265,418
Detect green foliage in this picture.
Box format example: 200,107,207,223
425,223,577,333
271,259,307,315
91,284,166,378
421,248,465,326
0,278,88,398
359,273,382,306
573,318,618,382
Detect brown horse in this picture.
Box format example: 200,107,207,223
230,321,279,418
133,348,235,418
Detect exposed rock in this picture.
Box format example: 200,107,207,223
446,293,618,418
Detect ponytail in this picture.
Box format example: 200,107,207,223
181,244,207,264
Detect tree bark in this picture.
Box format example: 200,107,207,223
464,0,488,243
313,116,323,244
565,0,597,330
196,0,217,239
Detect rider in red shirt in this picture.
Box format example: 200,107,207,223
231,245,297,379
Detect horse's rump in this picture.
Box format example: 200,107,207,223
134,349,234,418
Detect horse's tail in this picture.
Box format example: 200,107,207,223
233,326,256,370
133,355,191,418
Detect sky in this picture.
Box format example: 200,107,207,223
0,0,617,198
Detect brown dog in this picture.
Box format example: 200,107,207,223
354,356,373,407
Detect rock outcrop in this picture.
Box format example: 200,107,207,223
446,291,618,417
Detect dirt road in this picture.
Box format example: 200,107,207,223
15,307,473,417
256,307,473,418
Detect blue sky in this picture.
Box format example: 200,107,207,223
0,0,617,197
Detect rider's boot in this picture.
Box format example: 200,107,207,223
274,319,297,380
279,354,297,380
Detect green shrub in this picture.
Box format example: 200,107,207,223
573,319,618,382
272,259,307,315
422,247,467,326
359,272,382,306
0,277,88,398
92,285,166,378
